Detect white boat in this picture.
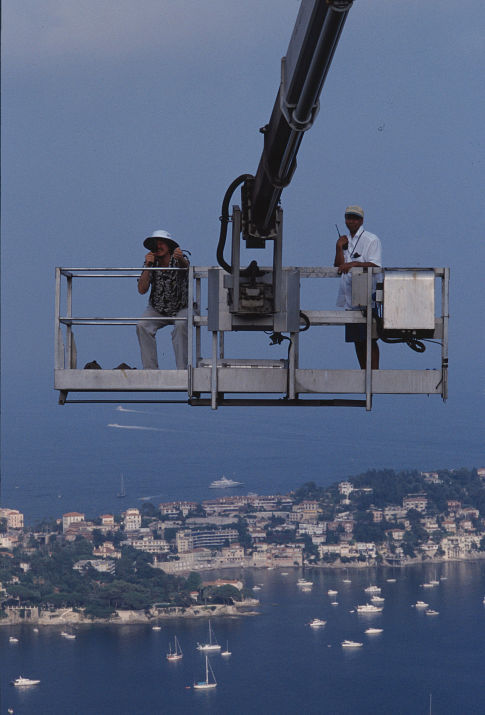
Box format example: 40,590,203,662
9,636,19,643
425,609,439,616
342,640,363,648
365,628,383,635
356,603,383,613
61,631,76,639
309,618,326,628
364,585,381,594
342,578,352,584
221,640,231,657
152,625,161,631
209,475,243,489
297,578,313,588
370,595,385,604
193,656,217,689
33,627,39,633
166,635,183,661
414,601,429,609
252,585,262,591
327,589,338,596
421,582,435,588
386,578,397,583
197,620,221,652
331,601,339,606
12,676,41,687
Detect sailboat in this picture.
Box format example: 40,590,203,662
166,635,183,661
117,473,126,498
193,656,217,690
221,640,231,657
196,620,221,652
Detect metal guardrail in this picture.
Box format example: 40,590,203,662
55,266,449,410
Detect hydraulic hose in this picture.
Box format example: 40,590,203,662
217,174,253,273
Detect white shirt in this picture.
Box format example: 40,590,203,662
336,227,382,309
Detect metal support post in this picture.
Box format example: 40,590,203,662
54,267,63,370
365,268,373,411
195,275,201,366
273,208,283,314
441,267,450,400
211,331,218,410
66,275,75,368
288,331,298,399
187,266,194,398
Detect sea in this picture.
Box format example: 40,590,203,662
2,561,485,715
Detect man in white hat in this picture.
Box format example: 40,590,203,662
136,229,190,369
334,206,382,369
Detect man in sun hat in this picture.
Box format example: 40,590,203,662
136,229,190,369
334,206,382,369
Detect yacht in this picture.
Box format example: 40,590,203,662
193,656,217,689
364,585,381,594
196,621,221,652
166,635,183,661
421,582,435,589
414,601,429,609
152,625,161,631
356,603,383,613
61,631,76,639
342,640,363,648
9,636,19,643
371,595,385,604
425,609,439,616
12,676,41,687
365,628,383,635
209,475,243,489
327,589,338,596
386,578,397,583
221,640,232,657
309,618,326,628
297,578,313,588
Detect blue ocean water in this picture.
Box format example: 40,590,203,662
2,561,485,714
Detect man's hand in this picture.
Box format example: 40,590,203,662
173,247,183,261
337,262,355,274
144,251,155,266
337,235,349,251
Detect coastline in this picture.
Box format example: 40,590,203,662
0,599,260,627
4,553,485,627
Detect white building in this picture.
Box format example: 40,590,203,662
62,512,85,533
0,508,24,529
123,508,141,531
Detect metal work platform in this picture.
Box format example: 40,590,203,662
55,265,449,410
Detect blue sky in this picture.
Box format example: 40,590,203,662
1,1,484,520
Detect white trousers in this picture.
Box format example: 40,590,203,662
136,305,188,369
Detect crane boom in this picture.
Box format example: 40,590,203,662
243,0,353,245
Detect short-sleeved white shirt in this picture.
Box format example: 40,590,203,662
336,227,382,309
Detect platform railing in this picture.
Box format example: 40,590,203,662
54,265,449,409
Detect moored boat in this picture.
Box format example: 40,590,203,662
166,635,183,661
414,601,429,609
365,627,383,634
309,618,326,628
356,603,383,613
342,640,363,648
196,620,221,652
193,656,217,689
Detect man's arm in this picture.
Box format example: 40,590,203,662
334,235,348,268
138,252,154,294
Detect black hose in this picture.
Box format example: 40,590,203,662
217,174,253,273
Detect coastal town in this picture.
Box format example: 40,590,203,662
1,467,485,623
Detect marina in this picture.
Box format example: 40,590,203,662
2,562,485,713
